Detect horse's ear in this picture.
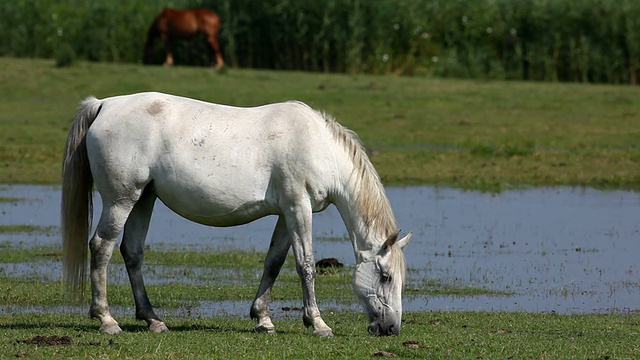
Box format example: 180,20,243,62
396,231,411,250
382,230,401,250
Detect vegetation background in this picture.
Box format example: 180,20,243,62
2,0,640,83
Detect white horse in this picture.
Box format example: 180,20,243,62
61,92,411,336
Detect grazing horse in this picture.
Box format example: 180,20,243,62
143,8,224,68
61,92,410,336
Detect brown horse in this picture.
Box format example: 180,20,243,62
143,8,224,68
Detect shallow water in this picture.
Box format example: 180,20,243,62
1,185,639,316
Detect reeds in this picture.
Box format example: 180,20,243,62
0,0,639,83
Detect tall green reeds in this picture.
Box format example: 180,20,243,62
1,0,639,84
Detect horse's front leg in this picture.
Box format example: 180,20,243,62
283,201,333,337
120,190,168,333
162,34,174,66
250,216,290,333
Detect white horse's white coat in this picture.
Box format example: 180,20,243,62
61,92,410,336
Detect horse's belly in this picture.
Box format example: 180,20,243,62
153,178,277,227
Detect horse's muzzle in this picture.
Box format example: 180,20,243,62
368,321,400,336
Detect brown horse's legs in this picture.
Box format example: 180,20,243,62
162,35,174,66
164,54,174,66
207,36,224,68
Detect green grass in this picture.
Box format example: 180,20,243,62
1,312,638,359
1,57,639,190
0,225,58,235
0,242,635,358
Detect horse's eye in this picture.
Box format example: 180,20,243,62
381,273,392,283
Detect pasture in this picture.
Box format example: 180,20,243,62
1,57,639,191
2,312,638,359
0,234,638,359
0,57,639,358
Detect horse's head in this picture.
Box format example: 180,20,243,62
142,24,159,65
352,231,411,336
143,41,155,65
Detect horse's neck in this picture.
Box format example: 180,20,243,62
146,18,162,42
322,114,396,262
332,184,394,263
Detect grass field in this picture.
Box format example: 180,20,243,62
0,242,638,359
3,312,638,359
1,57,639,191
2,57,640,358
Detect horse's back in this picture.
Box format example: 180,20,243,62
87,92,338,225
156,7,219,35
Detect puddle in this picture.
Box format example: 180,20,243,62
1,185,639,316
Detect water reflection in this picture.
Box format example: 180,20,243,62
1,185,639,315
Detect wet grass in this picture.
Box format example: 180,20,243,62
1,57,639,191
0,245,636,357
0,243,501,311
0,225,58,235
0,242,61,261
316,235,351,242
412,278,512,297
140,248,267,269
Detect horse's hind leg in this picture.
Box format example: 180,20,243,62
206,35,224,69
120,187,169,333
89,197,139,334
250,216,290,333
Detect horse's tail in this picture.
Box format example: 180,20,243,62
61,96,102,300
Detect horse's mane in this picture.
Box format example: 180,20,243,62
321,112,398,241
322,112,406,284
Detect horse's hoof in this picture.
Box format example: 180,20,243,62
99,323,123,334
252,325,276,334
313,329,334,337
149,321,170,333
